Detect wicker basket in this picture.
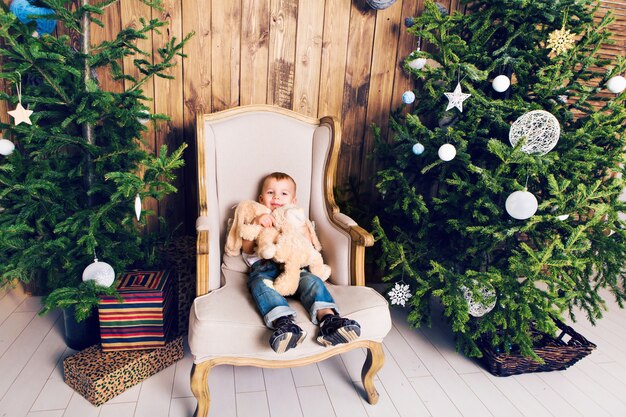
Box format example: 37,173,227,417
478,318,596,377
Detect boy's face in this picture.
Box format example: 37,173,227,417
259,178,297,210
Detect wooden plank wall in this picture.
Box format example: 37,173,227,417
1,0,624,236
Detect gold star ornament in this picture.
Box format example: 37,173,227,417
547,27,575,56
8,102,33,126
444,82,471,112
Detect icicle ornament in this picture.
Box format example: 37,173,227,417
135,194,142,221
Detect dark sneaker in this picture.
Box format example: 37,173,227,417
316,314,361,347
269,315,307,354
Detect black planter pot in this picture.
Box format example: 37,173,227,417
62,306,100,350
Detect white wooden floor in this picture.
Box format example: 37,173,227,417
1,283,626,417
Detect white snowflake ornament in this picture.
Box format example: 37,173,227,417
388,282,411,307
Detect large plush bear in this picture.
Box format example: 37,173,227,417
224,200,331,296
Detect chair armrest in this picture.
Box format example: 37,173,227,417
333,213,375,247
196,215,211,231
328,212,374,287
196,216,210,297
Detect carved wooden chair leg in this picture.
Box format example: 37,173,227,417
191,361,213,417
361,341,385,404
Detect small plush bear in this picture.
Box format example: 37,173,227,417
224,200,331,296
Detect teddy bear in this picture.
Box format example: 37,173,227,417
224,200,331,296
224,200,271,255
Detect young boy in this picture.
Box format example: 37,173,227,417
241,172,361,354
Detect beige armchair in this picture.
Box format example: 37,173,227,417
188,105,392,417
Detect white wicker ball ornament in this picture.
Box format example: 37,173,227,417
82,257,115,287
505,190,538,220
509,110,560,155
461,281,497,317
438,143,456,161
492,75,511,93
606,75,626,94
0,138,15,156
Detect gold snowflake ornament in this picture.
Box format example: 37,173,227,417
547,27,576,56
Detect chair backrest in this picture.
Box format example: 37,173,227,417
196,105,340,290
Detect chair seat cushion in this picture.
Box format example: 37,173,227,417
188,267,391,363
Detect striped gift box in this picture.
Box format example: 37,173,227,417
99,270,177,351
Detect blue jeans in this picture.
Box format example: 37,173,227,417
248,260,338,328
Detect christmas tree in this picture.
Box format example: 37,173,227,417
373,0,626,359
0,0,191,292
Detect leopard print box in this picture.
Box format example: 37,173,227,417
63,336,184,406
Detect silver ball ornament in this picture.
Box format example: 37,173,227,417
137,110,151,125
606,75,626,94
82,257,116,287
492,75,511,93
505,190,538,220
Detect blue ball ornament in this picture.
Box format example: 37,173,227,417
402,90,416,104
412,143,425,155
404,17,415,28
435,2,449,16
9,0,57,36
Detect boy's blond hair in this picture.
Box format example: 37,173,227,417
260,172,297,194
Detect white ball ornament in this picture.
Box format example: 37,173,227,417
402,90,416,104
505,190,538,220
492,75,511,93
0,138,16,156
438,143,456,161
412,143,425,155
606,75,626,94
82,257,116,287
408,57,427,70
509,110,560,155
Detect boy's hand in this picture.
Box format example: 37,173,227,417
253,213,275,228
